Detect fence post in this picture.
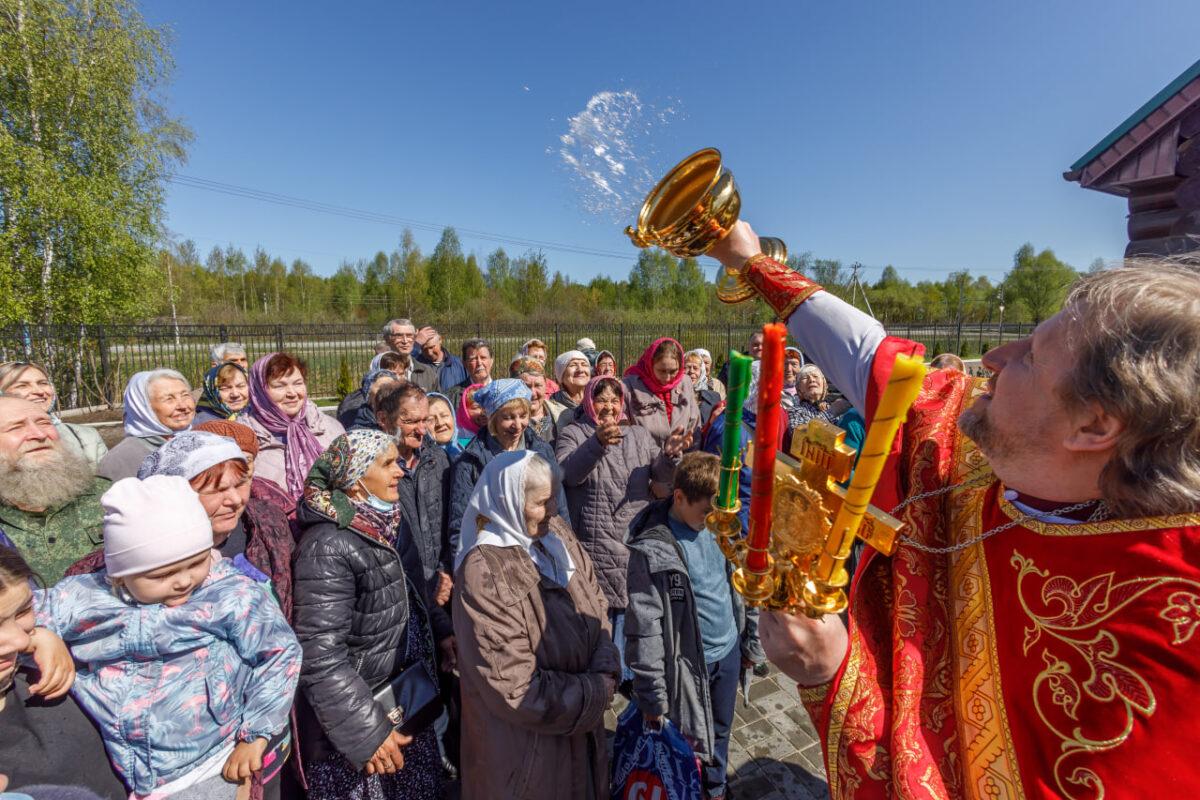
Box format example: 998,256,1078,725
97,326,114,408
554,323,560,356
618,324,625,369
725,323,732,358
275,325,284,352
219,324,229,342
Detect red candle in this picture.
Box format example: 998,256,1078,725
746,322,786,573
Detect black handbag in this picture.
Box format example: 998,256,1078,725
367,655,444,737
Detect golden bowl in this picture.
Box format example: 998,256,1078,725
625,148,741,258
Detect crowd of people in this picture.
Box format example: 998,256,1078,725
0,315,923,800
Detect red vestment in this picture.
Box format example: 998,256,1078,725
802,339,1200,799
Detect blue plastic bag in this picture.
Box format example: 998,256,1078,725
611,702,703,800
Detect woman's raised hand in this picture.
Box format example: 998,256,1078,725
662,426,693,459
596,421,623,447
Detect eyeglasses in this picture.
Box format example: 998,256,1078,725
387,332,416,341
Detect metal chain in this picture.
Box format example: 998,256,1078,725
888,475,1106,555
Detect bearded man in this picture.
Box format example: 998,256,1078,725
0,397,108,584
708,222,1200,799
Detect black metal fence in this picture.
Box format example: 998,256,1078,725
0,320,1032,411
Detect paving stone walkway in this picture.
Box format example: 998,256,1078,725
605,668,828,799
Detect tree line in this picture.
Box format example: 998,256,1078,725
148,229,1085,327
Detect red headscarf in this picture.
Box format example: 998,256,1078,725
456,383,486,436
624,337,685,423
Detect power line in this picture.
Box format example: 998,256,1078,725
169,175,634,261
169,174,1018,280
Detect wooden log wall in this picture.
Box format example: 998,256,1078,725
1126,105,1200,258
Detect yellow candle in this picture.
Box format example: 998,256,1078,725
815,353,926,582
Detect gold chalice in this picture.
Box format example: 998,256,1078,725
625,148,787,304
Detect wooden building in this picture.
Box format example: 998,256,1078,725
1064,59,1200,258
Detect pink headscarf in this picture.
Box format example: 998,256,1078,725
248,353,325,501
581,376,629,425
623,337,685,423
456,383,486,436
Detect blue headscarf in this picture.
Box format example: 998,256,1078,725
427,391,463,458
473,378,532,416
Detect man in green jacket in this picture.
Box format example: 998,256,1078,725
0,397,108,584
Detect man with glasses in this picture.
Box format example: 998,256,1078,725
381,318,437,391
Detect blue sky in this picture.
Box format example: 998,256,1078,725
144,0,1200,284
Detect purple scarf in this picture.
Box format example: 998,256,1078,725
249,353,325,501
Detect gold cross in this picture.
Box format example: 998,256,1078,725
753,418,905,613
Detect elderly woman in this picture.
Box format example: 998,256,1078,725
294,430,447,800
785,363,845,432
245,352,345,514
683,350,725,427
0,361,108,468
453,451,619,800
194,361,251,424
68,425,296,619
425,392,462,458
623,338,701,450
594,350,618,378
546,350,591,426
448,379,567,558
453,383,487,450
685,348,725,400
511,356,556,444
556,376,689,680
97,369,195,481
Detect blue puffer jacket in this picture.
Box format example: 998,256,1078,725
36,558,302,795
447,428,569,559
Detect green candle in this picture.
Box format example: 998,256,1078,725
717,351,752,509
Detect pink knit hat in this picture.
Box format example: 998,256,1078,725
102,476,213,578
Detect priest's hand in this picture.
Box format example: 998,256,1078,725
708,220,764,273
759,609,848,688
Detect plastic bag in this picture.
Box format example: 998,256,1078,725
611,702,703,800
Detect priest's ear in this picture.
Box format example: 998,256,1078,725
1062,400,1124,454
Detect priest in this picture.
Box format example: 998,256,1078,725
708,221,1200,799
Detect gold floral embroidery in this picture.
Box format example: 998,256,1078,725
1159,591,1200,645
1012,552,1200,799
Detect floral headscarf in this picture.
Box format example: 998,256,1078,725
685,349,710,391
198,362,248,420
303,429,399,543
248,353,324,501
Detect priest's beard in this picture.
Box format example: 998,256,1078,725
0,446,94,511
958,400,1024,465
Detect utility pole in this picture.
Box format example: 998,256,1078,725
848,263,876,318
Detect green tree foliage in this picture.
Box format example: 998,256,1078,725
140,224,1083,328
1003,243,1079,324
0,0,190,324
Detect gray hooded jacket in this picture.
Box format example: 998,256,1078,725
624,500,746,763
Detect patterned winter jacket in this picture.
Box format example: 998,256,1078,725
36,558,302,796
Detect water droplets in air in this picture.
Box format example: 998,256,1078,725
553,90,685,223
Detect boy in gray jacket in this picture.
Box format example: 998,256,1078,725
626,452,743,800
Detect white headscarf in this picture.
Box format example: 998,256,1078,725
554,350,590,384
685,349,710,391
743,360,762,416
123,370,190,438
137,430,245,480
454,450,575,587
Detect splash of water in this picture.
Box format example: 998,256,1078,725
553,90,684,223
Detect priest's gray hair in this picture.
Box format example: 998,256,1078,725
1059,257,1200,518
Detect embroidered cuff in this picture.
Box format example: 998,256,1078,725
742,255,824,319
